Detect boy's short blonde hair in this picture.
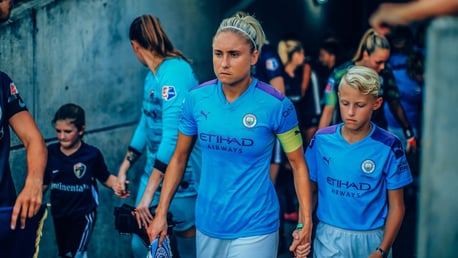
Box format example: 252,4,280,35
339,66,380,98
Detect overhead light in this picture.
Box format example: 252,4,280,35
315,0,328,4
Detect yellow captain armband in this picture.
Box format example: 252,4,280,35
277,125,302,153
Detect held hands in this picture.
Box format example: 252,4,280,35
114,176,130,198
289,224,312,258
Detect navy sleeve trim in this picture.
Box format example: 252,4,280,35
153,158,168,174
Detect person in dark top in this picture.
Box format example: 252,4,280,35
1,5,48,255
43,103,117,258
0,71,48,257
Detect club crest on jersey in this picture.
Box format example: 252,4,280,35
361,160,375,174
162,86,176,101
242,113,257,128
74,162,87,179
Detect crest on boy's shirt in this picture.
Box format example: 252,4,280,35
9,82,19,95
162,86,176,101
74,162,87,179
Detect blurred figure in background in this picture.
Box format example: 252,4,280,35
278,38,320,145
385,26,424,156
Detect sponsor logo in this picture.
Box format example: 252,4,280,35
200,110,210,120
18,97,26,108
323,156,330,165
282,105,294,118
200,133,254,146
50,182,90,192
162,86,176,101
327,177,371,191
361,159,376,174
200,133,254,154
242,113,257,128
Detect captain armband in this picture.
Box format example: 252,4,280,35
277,125,303,153
126,147,142,165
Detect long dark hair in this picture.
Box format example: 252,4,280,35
129,14,191,63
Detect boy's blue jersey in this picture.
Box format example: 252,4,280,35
306,123,413,230
129,58,200,196
44,142,111,218
180,78,299,239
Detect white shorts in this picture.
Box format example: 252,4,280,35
196,230,278,258
313,222,391,258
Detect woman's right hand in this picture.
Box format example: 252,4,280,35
147,211,169,246
134,195,154,229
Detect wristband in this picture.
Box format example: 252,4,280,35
153,158,168,174
376,247,387,258
126,146,141,164
296,223,303,230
